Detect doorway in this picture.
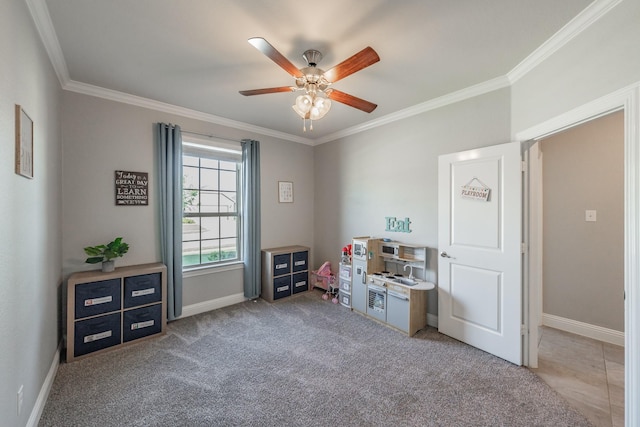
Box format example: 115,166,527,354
517,84,639,426
532,111,625,426
538,110,624,338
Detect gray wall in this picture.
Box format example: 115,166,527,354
313,88,512,318
61,91,314,307
541,111,624,331
0,1,63,425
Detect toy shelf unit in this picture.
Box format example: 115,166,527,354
338,262,352,307
378,240,427,280
261,245,310,302
66,263,167,362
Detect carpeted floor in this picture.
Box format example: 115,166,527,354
40,290,592,426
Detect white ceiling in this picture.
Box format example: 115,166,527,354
38,0,596,143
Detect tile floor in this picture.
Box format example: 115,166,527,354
533,326,624,427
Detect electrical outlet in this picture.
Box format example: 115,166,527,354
17,385,23,416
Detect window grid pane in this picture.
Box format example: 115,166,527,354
182,149,240,268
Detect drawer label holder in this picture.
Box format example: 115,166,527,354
131,288,155,297
83,330,112,344
84,296,113,306
131,320,155,330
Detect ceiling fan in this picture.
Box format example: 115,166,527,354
239,37,380,130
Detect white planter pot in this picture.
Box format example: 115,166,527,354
102,260,115,272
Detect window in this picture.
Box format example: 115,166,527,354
182,139,242,268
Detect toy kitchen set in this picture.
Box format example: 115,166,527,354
346,236,434,337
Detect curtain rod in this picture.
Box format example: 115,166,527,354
181,129,241,144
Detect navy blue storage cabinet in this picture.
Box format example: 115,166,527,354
66,263,166,362
292,271,309,294
74,313,122,357
273,275,292,300
123,304,162,342
74,278,121,318
123,273,162,308
292,251,308,272
261,246,310,302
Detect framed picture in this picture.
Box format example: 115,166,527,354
278,181,293,203
15,105,33,179
115,170,149,206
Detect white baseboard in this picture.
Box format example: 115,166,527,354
180,293,248,318
427,313,438,328
29,343,61,427
542,313,624,346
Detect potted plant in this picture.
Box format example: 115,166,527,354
84,237,130,272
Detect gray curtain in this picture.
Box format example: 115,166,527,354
157,123,183,320
241,139,261,299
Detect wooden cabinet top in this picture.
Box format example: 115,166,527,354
68,262,166,282
262,245,309,254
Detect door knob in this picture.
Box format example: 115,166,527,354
440,251,452,258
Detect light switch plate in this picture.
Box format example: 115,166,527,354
585,210,597,222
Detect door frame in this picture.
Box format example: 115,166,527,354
516,82,639,426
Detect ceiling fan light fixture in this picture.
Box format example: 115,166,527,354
294,94,313,114
241,38,380,132
292,92,331,131
310,95,331,120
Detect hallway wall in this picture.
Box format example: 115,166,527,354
540,111,624,331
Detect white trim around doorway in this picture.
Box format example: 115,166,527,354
517,81,640,427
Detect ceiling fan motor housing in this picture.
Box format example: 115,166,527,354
302,49,322,66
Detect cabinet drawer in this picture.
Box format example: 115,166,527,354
339,278,351,293
292,271,309,294
123,304,162,342
339,290,351,307
273,275,292,300
124,273,162,308
339,264,351,280
74,312,121,357
273,253,291,276
292,251,308,272
75,279,121,319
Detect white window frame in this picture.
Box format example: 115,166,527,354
181,137,243,271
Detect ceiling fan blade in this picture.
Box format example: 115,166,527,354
327,89,377,113
323,47,380,83
239,87,296,96
248,37,304,78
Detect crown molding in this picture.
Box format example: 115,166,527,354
26,0,70,85
314,75,511,145
507,0,623,84
63,80,314,145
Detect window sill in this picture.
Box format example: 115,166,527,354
183,261,244,278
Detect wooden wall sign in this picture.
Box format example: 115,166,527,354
460,177,491,201
115,171,148,206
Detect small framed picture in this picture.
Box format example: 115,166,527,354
278,181,293,203
15,105,34,179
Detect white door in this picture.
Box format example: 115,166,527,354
438,141,522,365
